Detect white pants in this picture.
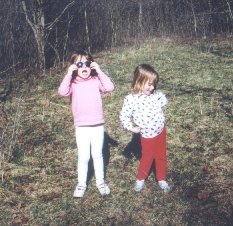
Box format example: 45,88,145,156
75,125,104,184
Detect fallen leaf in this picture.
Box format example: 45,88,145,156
38,192,61,201
4,165,12,171
21,215,29,223
198,192,209,199
12,219,22,226
17,202,22,209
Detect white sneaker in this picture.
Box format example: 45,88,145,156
158,180,170,192
73,184,87,197
134,179,145,192
97,182,110,195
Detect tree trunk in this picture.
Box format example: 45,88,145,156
139,2,143,33
84,4,91,53
21,0,45,72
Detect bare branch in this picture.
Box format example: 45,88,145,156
21,1,36,33
46,0,76,30
225,0,233,20
0,62,21,75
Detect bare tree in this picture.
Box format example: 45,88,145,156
21,0,45,71
1,0,233,74
20,0,75,72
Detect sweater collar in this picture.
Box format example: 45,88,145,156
75,76,92,82
137,92,152,98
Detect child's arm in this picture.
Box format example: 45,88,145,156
154,92,168,107
91,62,114,93
58,74,72,97
58,65,77,96
129,127,141,133
120,95,140,133
97,72,114,93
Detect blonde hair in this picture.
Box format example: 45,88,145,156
131,64,159,94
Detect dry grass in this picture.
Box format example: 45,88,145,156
0,37,233,225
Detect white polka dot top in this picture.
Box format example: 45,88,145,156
120,92,168,138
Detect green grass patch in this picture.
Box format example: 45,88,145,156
0,37,232,225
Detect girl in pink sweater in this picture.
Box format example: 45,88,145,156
58,50,114,197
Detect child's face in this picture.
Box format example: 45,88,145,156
141,80,154,95
75,56,91,79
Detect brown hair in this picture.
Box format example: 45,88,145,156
69,50,97,82
131,64,159,94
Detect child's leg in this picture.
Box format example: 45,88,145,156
90,125,104,182
75,126,91,184
153,127,167,181
137,137,154,180
91,125,110,195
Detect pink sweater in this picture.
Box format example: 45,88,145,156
58,72,114,126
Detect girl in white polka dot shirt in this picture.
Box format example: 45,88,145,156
120,64,170,192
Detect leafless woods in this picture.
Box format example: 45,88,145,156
0,0,232,73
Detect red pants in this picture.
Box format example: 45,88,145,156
137,127,167,181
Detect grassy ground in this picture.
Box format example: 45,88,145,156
0,37,233,225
